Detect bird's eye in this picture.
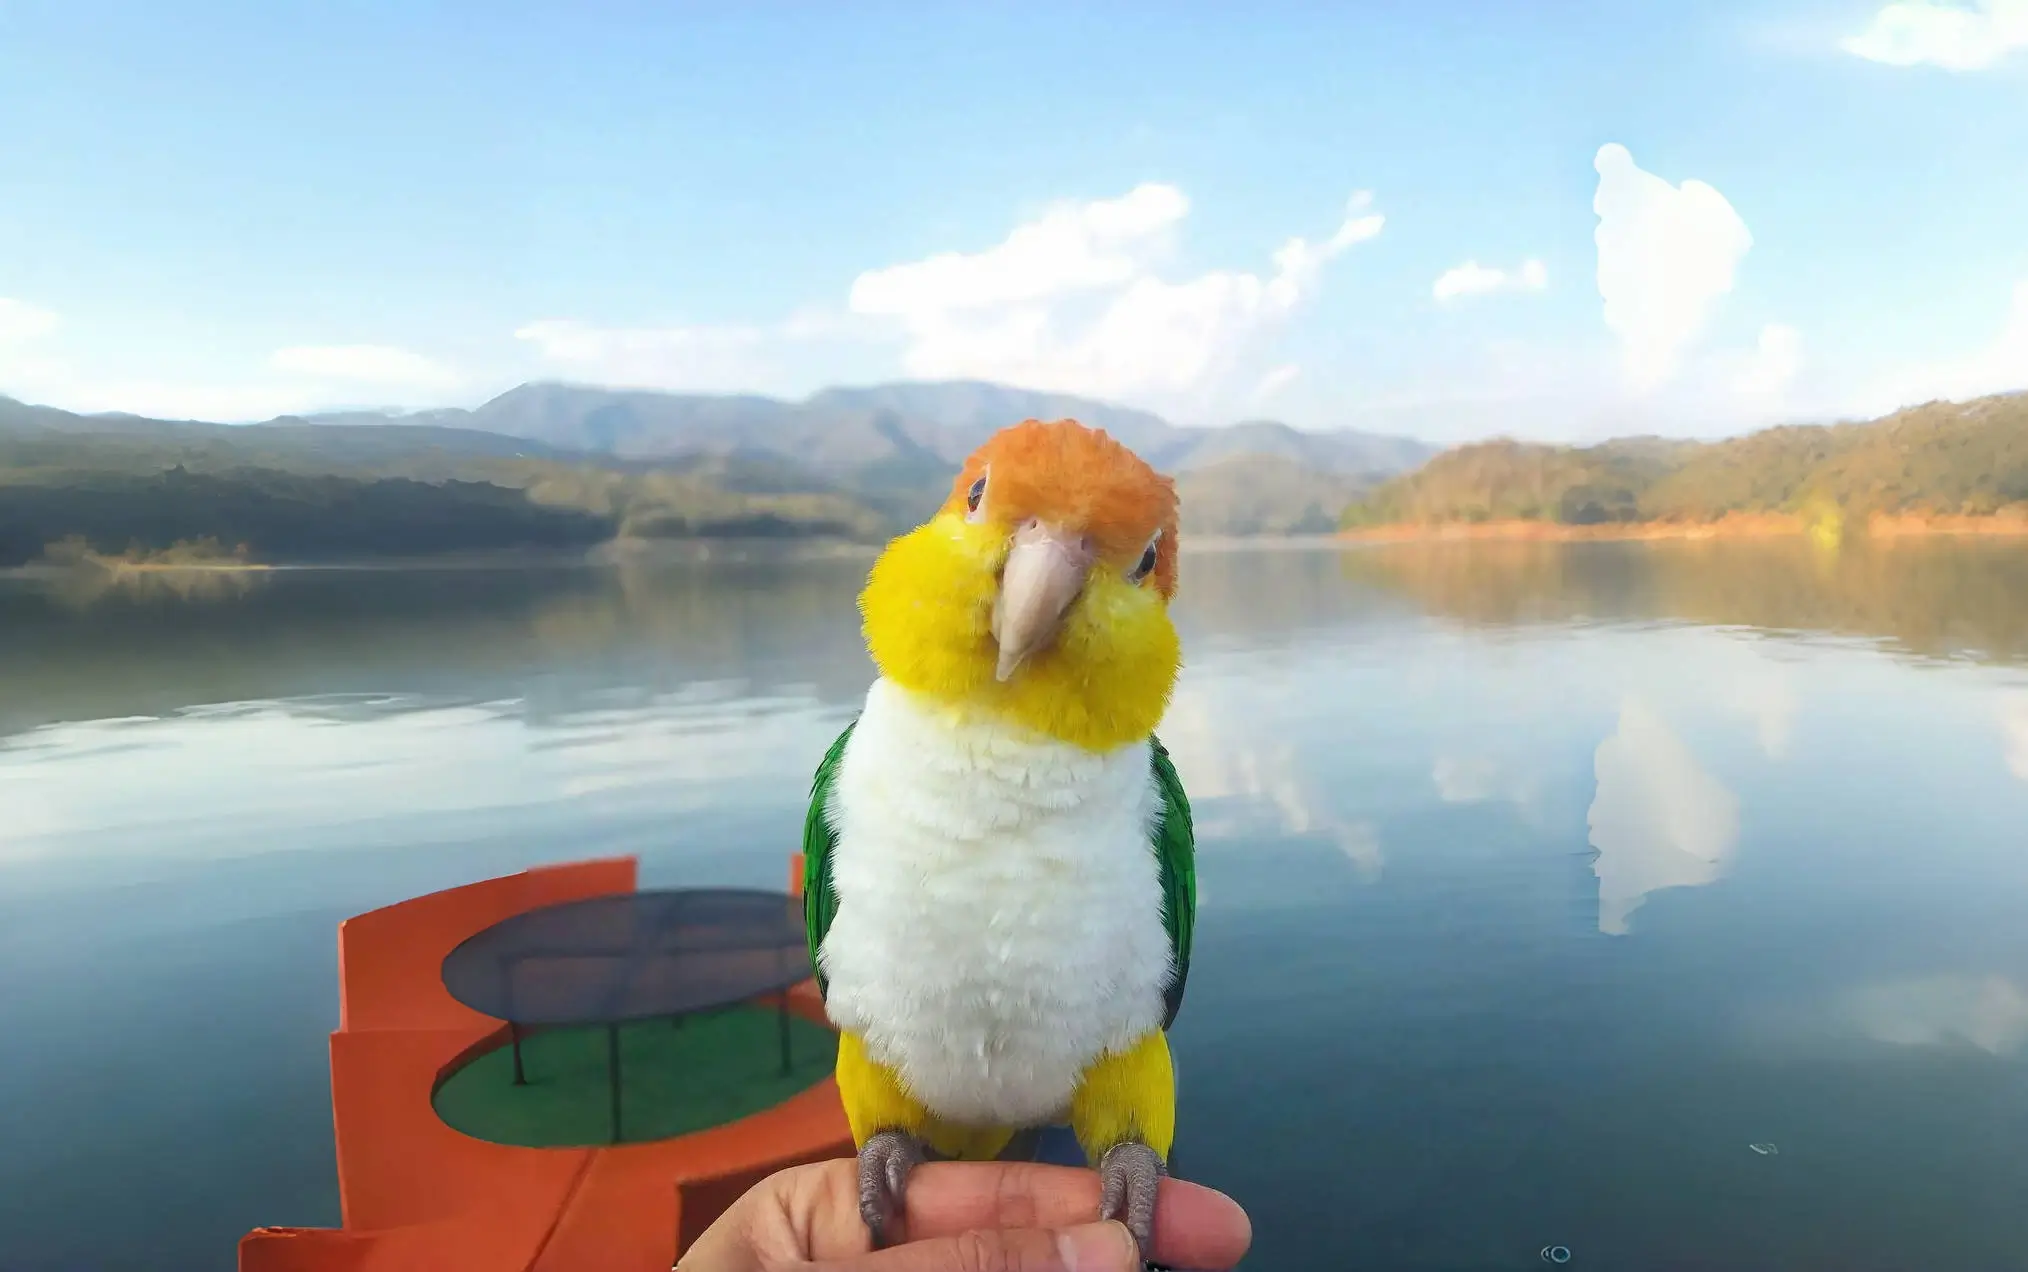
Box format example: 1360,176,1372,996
1129,533,1160,583
965,473,987,515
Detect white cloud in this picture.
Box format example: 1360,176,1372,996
1848,278,2028,415
268,344,461,390
845,183,1384,413
0,298,65,390
1593,143,1754,393
1587,696,1741,935
1252,363,1301,402
1432,257,1548,302
0,298,59,344
1841,0,2028,70
2001,691,2028,780
0,301,469,420
1728,323,1805,402
514,318,771,393
850,183,1190,315
511,302,895,397
26,379,359,422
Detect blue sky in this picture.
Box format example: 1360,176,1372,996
1,0,2025,441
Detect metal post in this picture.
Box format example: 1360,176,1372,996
608,1023,623,1143
511,1021,527,1086
776,941,793,1075
777,991,792,1075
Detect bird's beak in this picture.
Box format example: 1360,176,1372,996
991,520,1093,682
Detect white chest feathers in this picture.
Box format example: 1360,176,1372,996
817,677,1175,1128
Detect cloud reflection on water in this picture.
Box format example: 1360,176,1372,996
2001,691,2028,781
1717,657,1799,761
0,686,845,868
1429,753,1545,828
1841,974,2028,1057
1586,696,1741,935
1160,667,1385,883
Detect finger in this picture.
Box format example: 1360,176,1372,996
800,1161,1251,1270
809,1220,1140,1272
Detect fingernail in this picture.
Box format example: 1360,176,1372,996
1054,1220,1139,1271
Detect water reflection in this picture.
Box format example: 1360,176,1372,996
1430,753,1543,822
0,561,878,745
1586,697,1741,936
0,687,852,872
1339,538,2028,666
1841,974,2028,1057
6,539,2026,749
2002,691,2028,781
1161,669,1386,883
1718,659,1799,762
5,544,2028,1269
37,562,274,609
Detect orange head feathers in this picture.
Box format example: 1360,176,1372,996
938,419,1181,601
858,418,1183,752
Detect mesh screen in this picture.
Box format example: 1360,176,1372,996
441,888,811,1025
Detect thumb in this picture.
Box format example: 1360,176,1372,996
811,1220,1141,1272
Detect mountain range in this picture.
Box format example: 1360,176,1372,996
302,381,1437,484
12,373,2021,569
0,380,1438,565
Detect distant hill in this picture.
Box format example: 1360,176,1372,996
0,380,1436,564
439,380,1434,538
1176,455,1382,537
1174,417,1437,478
1344,392,2028,530
423,379,1433,483
0,467,615,567
0,396,882,567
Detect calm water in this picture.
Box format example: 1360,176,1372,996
5,540,2028,1271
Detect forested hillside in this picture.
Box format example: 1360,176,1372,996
1343,393,2028,529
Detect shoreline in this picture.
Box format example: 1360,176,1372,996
1339,511,2028,544
0,532,1365,579
7,514,2027,580
0,537,880,580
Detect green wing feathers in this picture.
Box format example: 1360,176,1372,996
801,720,856,1000
1149,735,1197,1030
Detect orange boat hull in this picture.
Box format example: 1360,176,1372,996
239,854,852,1272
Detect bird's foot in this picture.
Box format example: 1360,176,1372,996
857,1128,927,1249
1097,1139,1166,1264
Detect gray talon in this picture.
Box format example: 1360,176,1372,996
858,1129,927,1248
1097,1139,1166,1261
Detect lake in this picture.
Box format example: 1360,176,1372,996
4,538,2028,1271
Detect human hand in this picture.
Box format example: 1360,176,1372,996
678,1157,1252,1271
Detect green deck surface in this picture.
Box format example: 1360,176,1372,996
433,1005,838,1147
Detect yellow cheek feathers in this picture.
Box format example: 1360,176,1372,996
859,514,1181,752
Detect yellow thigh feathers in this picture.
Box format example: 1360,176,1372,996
834,1028,1175,1165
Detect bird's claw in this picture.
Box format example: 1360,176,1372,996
1098,1139,1166,1264
857,1129,927,1249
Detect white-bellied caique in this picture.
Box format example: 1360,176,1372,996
801,417,1197,1261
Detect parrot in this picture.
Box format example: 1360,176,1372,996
800,416,1197,1262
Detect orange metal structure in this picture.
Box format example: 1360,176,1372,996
238,853,851,1272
